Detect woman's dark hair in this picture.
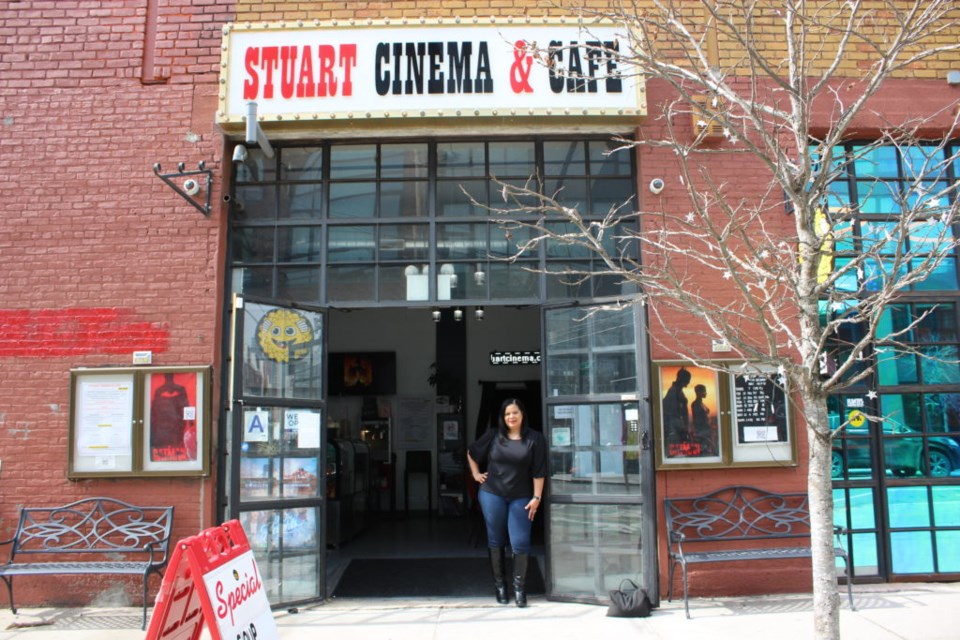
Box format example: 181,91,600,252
497,398,527,441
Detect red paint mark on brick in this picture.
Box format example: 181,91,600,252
0,308,169,357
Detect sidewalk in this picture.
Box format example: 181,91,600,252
1,582,958,640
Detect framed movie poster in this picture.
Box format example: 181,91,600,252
730,368,795,465
654,364,724,469
142,367,210,475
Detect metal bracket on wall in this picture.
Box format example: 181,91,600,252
153,161,213,216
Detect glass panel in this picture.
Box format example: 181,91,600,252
936,530,960,572
860,221,899,254
234,185,276,221
920,345,960,384
489,225,534,258
329,144,376,179
282,182,323,218
380,143,427,179
548,503,643,599
913,257,958,291
379,224,429,261
236,266,273,298
328,226,374,262
328,182,376,218
547,403,640,496
240,302,324,399
852,145,899,178
902,145,944,180
378,264,409,301
437,179,486,216
826,181,851,211
240,507,321,601
917,304,957,342
590,178,634,214
327,265,375,302
488,262,538,299
875,347,918,385
545,261,593,299
545,307,636,396
489,141,535,177
589,140,632,176
546,224,592,258
437,224,486,259
437,141,485,177
277,267,319,302
544,140,586,176
856,183,901,214
281,147,324,181
233,228,275,263
850,487,877,529
925,393,960,434
545,178,588,211
380,181,427,217
240,409,323,500
890,531,934,573
277,227,321,262
888,486,930,527
850,532,879,576
924,437,960,478
235,150,276,183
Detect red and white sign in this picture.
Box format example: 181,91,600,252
218,19,646,124
145,520,279,640
203,549,275,640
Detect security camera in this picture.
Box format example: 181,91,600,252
232,145,248,164
183,178,201,196
649,178,665,195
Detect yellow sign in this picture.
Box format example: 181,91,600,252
848,410,866,428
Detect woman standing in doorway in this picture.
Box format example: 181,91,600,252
467,398,546,607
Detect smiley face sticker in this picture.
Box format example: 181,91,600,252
256,308,314,363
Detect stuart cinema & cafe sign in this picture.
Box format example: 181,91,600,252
218,18,646,125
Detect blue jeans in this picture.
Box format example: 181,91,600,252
478,489,533,554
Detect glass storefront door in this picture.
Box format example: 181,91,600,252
542,302,658,603
225,295,327,607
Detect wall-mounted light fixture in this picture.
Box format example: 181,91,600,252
432,308,441,323
474,265,486,286
454,308,463,322
475,307,484,321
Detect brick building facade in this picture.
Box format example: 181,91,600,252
1,1,957,611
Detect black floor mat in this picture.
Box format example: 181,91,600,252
332,556,546,598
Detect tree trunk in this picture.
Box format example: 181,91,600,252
802,389,842,640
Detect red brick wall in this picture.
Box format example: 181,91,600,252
0,0,232,607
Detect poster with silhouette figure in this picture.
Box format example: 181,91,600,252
656,364,721,466
143,368,208,473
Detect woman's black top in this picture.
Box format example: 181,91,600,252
468,427,547,500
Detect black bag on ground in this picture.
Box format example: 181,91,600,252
606,579,652,618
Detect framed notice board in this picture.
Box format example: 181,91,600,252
68,365,211,478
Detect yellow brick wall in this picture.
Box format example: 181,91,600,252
233,1,960,78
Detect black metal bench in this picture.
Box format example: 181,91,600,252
663,485,854,618
0,497,174,629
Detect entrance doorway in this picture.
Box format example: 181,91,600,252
323,305,543,598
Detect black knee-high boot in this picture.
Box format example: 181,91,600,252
512,552,529,608
488,547,509,604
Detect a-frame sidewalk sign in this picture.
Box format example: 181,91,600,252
145,519,280,640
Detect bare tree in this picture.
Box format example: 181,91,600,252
489,2,960,638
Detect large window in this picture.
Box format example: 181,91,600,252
823,141,960,580
228,138,637,305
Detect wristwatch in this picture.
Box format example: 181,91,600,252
532,496,541,501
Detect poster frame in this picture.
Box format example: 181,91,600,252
68,365,211,478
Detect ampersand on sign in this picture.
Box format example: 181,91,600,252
510,40,534,93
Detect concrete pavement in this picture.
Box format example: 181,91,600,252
1,582,958,639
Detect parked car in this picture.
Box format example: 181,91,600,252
832,423,960,478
